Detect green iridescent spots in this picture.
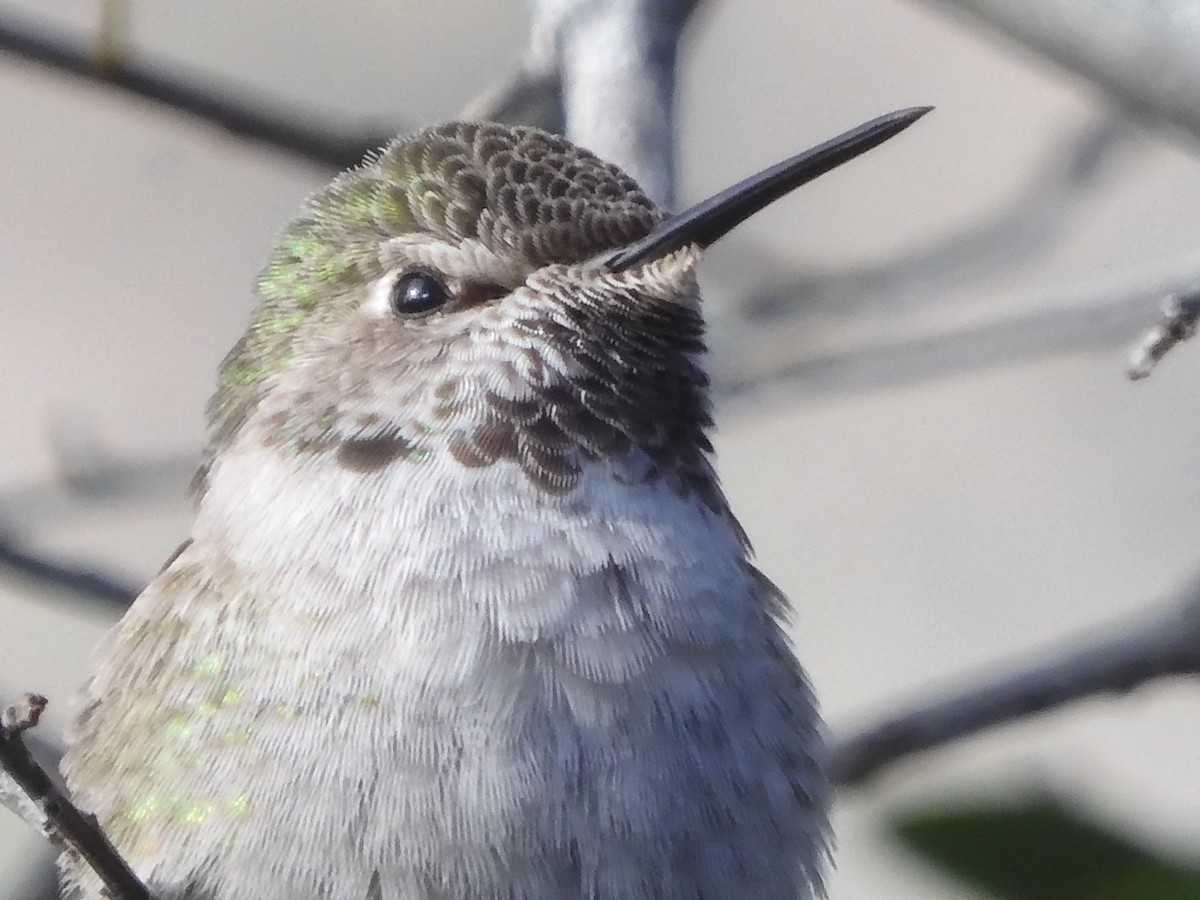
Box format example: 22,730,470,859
116,782,253,833
309,177,416,234
268,414,305,446
220,353,290,389
375,184,415,227
124,793,160,824
222,726,252,746
178,800,215,826
163,714,193,741
193,653,224,678
256,311,307,336
260,228,375,310
300,668,327,685
228,792,252,819
274,702,302,720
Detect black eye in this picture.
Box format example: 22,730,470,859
390,270,449,317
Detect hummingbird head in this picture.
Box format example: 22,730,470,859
200,110,928,501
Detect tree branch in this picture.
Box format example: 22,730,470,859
714,275,1163,399
724,116,1136,324
829,574,1200,788
1,695,152,900
526,0,704,207
1127,281,1200,379
0,13,390,170
0,534,137,613
698,116,1147,397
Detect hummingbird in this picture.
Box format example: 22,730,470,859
60,107,928,900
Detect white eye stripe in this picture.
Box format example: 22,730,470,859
362,275,397,319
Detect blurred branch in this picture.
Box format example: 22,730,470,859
0,13,389,169
706,117,1143,397
925,0,1200,144
462,1,563,133
726,116,1137,323
94,0,129,76
0,422,173,612
715,274,1166,398
461,67,563,134
0,454,194,536
41,416,197,502
1127,281,1200,379
830,573,1200,787
0,420,196,533
1,694,152,900
0,534,137,613
518,0,704,207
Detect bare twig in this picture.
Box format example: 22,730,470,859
1,695,153,900
698,117,1143,397
829,577,1200,787
0,696,53,838
925,0,1200,144
724,116,1137,323
714,276,1164,399
1127,283,1200,379
0,13,390,170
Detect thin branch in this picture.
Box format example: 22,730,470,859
0,448,196,533
1127,282,1200,379
829,575,1200,788
714,275,1164,399
0,534,138,612
700,118,1140,398
924,0,1200,145
1,695,153,900
0,429,181,613
0,13,390,170
724,116,1137,323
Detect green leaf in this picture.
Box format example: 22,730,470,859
891,798,1200,899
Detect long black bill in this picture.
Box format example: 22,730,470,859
603,106,932,273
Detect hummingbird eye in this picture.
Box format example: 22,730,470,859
390,270,450,318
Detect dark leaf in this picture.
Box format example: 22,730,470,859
892,797,1200,900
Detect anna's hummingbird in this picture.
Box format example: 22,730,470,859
60,108,928,900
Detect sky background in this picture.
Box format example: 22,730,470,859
2,1,1200,897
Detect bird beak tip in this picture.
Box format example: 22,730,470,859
603,105,933,273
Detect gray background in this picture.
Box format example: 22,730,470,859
2,1,1199,896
